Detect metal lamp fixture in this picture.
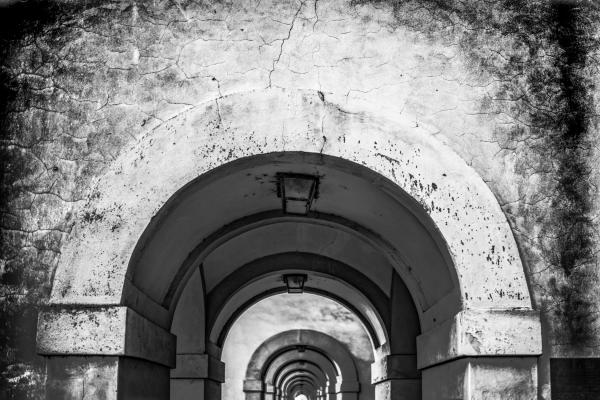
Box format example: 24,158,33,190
283,274,307,294
276,173,319,215
296,345,307,353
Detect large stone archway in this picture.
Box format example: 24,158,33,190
37,89,541,400
170,236,419,399
271,360,333,400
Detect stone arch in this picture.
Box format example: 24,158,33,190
265,351,339,396
246,330,359,383
280,370,326,400
37,88,541,400
255,352,336,400
50,88,531,317
244,330,360,400
207,252,392,348
286,379,318,400
167,191,420,399
273,361,330,393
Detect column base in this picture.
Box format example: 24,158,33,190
374,379,420,400
422,357,538,400
372,354,420,400
171,353,225,400
336,392,358,400
46,356,169,400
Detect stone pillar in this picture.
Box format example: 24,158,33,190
327,387,336,400
422,357,537,399
371,354,420,400
170,353,225,400
243,378,264,400
37,306,175,400
335,381,360,400
375,271,421,400
417,309,542,400
264,383,276,400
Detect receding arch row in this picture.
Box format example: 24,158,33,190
247,332,358,383
274,360,331,391
270,357,334,400
276,361,329,400
207,251,397,348
38,89,541,400
244,330,360,400
249,353,332,400
159,210,433,312
285,378,319,400
123,154,461,330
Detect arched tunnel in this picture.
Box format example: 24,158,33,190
38,148,540,400
3,0,599,399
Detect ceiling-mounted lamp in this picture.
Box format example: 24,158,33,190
283,274,307,294
296,345,307,353
276,173,319,215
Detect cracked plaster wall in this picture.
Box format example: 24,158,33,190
0,0,599,398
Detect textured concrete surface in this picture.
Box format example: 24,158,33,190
0,0,599,398
416,309,542,368
244,329,361,400
37,306,176,367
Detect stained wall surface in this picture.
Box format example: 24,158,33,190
1,0,599,399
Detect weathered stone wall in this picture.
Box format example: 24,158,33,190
0,0,599,399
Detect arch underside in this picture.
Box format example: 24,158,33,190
135,151,462,336
207,251,392,348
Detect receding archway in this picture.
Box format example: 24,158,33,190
220,292,372,400
173,251,419,399
38,88,541,400
130,150,463,332
244,330,360,400
207,252,393,348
